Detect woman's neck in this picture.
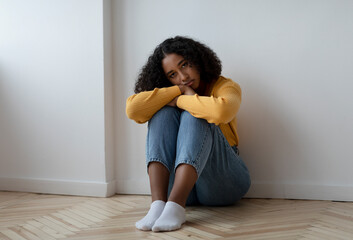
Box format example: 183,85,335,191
198,79,217,96
196,80,207,96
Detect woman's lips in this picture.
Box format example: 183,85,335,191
185,80,194,87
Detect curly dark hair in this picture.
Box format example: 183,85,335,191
134,36,222,93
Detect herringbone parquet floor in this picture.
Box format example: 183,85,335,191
1,191,353,240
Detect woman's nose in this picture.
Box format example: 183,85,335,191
179,72,188,83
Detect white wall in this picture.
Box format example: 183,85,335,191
1,0,352,201
113,0,353,201
0,0,115,197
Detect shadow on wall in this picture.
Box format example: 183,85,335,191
237,74,311,197
0,66,23,175
112,0,136,185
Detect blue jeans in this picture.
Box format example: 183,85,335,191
146,106,251,206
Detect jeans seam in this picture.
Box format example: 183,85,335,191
146,124,150,161
188,124,210,176
215,126,238,158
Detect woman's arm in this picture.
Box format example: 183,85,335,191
126,86,181,123
176,79,241,125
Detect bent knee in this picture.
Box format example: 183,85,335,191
180,110,195,120
180,110,208,125
150,106,180,122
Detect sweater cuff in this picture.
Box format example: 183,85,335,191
170,85,182,96
176,94,193,108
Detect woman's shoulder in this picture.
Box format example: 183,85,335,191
212,76,241,92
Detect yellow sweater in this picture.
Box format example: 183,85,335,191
126,76,241,146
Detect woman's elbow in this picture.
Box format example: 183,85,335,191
126,109,146,124
125,108,136,120
212,109,234,124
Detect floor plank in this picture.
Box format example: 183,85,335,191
1,191,353,239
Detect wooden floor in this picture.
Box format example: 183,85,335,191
1,192,353,240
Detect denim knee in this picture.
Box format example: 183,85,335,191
150,106,181,123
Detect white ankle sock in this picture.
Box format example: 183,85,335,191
135,200,166,231
152,201,186,232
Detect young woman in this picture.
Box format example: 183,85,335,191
126,36,251,232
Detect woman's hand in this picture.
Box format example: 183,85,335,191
167,85,196,107
178,85,196,95
167,96,179,107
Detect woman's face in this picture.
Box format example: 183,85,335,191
162,53,201,90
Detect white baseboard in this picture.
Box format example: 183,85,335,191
2,177,352,201
245,182,353,201
115,179,151,195
0,177,116,197
115,179,353,202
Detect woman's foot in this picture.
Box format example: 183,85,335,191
135,200,165,231
152,201,185,232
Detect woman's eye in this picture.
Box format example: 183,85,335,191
181,62,188,68
169,73,176,79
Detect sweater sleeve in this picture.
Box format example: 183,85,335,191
176,80,241,125
126,85,181,124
